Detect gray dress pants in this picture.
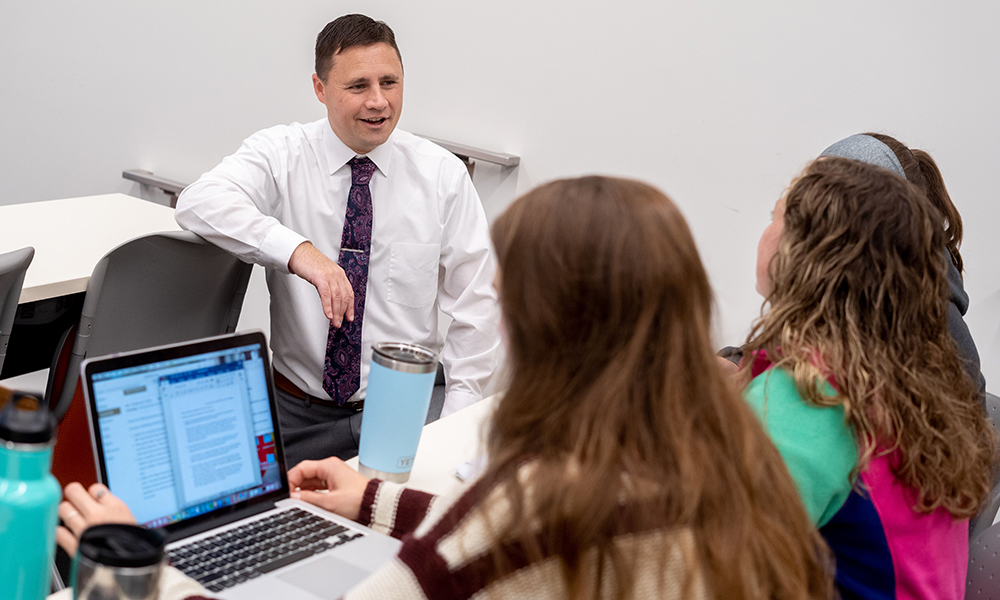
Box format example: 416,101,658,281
274,385,363,469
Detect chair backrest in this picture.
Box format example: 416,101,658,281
0,246,34,375
49,231,251,420
985,392,1000,435
971,482,1000,544
968,520,1000,598
46,231,251,490
970,393,1000,542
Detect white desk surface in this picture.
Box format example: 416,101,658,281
0,194,180,303
346,394,497,497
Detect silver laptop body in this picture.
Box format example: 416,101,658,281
81,331,401,599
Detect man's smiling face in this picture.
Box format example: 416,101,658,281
313,42,403,154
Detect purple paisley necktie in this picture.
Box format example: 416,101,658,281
322,156,375,405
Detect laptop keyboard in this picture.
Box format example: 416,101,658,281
166,507,365,593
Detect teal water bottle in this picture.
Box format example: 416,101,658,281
0,393,61,600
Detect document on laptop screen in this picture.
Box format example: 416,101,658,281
160,362,262,508
91,344,280,527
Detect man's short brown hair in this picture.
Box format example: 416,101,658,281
315,14,401,81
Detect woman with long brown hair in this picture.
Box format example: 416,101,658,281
57,176,832,599
745,156,997,600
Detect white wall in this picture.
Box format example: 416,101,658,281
2,1,998,388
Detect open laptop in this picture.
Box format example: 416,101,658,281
80,331,402,598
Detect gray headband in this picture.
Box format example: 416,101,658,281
819,134,906,180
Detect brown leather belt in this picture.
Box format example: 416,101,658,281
273,370,363,411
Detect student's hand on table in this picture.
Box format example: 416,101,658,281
288,241,355,327
56,482,137,556
288,457,370,522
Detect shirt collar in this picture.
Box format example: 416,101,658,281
322,119,394,178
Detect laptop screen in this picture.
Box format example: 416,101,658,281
84,333,285,528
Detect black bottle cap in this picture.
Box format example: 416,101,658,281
78,524,166,568
0,393,55,444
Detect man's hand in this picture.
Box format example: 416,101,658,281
56,482,137,556
288,457,370,522
288,242,355,327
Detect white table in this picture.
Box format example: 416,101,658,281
346,394,496,496
0,194,181,303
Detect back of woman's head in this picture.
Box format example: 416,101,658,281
822,132,965,271
747,157,994,518
487,176,830,599
491,176,712,426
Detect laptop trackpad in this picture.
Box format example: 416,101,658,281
277,557,371,599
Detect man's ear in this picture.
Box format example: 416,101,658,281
312,73,327,104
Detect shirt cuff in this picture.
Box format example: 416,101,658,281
440,389,482,418
257,223,309,274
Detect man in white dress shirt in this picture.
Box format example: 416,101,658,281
175,14,500,466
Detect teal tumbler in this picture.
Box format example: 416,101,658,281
0,394,61,600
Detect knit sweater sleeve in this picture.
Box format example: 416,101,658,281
358,479,438,539
344,480,476,599
344,478,484,600
342,554,437,600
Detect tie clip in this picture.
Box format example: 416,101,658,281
341,248,364,254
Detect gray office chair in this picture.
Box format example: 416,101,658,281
47,231,252,421
972,482,1000,544
970,392,1000,542
984,392,1000,435
968,520,1000,598
43,232,250,592
0,246,34,375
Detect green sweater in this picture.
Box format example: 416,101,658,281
743,367,856,526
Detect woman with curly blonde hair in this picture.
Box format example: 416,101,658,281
745,156,997,600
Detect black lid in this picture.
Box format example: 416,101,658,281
78,524,165,568
0,393,55,444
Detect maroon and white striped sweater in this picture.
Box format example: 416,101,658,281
343,474,704,599
181,472,703,599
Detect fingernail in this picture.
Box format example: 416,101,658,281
290,492,301,500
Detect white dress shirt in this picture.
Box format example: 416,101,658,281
175,118,500,416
